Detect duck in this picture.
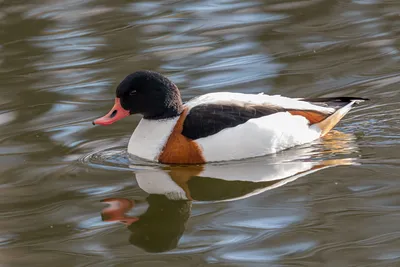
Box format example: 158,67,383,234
93,70,368,164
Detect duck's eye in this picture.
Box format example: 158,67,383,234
129,90,137,96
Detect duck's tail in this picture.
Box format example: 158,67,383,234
306,97,369,137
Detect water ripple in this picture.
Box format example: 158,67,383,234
1,0,400,266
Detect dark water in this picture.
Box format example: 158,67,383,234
1,0,400,266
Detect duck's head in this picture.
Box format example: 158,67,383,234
93,71,183,125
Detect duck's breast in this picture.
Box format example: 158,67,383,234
127,117,179,161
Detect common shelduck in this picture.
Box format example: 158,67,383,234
93,71,367,164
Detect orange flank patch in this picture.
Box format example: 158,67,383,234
158,108,206,164
288,110,329,124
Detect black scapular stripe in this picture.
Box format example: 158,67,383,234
181,103,284,140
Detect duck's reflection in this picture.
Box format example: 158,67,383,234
102,196,190,252
101,131,357,252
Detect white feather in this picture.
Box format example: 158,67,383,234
127,117,178,161
197,112,322,162
186,92,335,114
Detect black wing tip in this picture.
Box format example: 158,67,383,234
303,96,370,103
346,97,370,101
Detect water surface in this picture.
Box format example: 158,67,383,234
1,0,400,266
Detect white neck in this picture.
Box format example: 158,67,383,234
127,117,179,161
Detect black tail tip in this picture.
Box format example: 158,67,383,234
349,97,370,101
303,96,370,103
